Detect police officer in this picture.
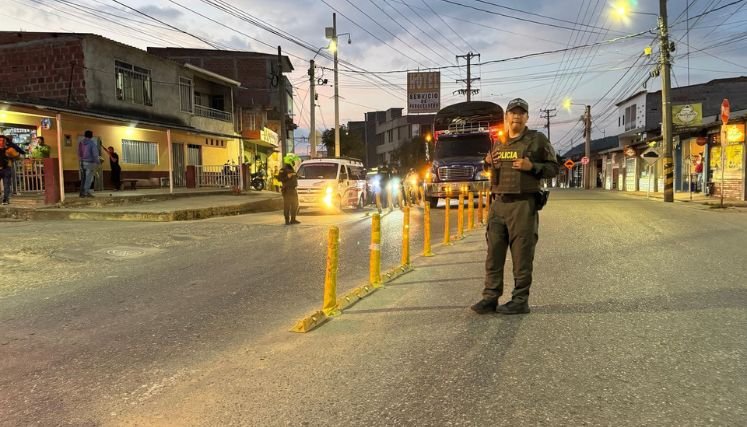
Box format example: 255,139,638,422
471,98,560,315
276,162,300,225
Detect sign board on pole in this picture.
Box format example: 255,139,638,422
672,103,702,129
721,98,730,124
640,147,661,166
564,159,575,170
581,156,589,165
407,71,440,114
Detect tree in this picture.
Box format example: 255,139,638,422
321,125,365,160
392,135,428,171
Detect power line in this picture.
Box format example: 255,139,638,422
419,0,475,52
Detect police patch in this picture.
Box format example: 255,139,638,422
496,151,519,160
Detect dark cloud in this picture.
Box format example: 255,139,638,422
139,5,183,20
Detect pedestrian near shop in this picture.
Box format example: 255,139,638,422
0,135,26,205
277,162,300,225
471,98,560,315
103,146,121,190
78,130,100,197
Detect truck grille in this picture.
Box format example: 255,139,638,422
438,166,475,181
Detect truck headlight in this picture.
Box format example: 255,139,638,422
476,170,491,180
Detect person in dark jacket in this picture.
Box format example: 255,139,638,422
0,135,26,205
471,98,560,315
103,146,122,191
277,162,300,225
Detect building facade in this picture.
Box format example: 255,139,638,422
0,32,244,194
147,48,294,175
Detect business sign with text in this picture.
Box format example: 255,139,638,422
407,71,440,114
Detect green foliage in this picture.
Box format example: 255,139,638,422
321,125,365,160
31,144,51,159
392,135,428,171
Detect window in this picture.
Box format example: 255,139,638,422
179,77,193,112
115,61,152,106
122,139,158,165
624,104,637,131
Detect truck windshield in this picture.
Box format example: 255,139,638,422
297,163,338,179
435,135,491,158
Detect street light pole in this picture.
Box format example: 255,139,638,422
309,59,316,159
332,13,340,158
659,0,674,202
584,105,591,190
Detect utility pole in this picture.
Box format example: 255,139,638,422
309,59,316,158
277,46,287,159
332,13,340,157
584,105,591,190
456,52,480,101
659,0,674,202
539,108,557,141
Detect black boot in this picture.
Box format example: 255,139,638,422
470,299,497,314
496,300,530,315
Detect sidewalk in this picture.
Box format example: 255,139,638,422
0,189,283,221
617,188,747,207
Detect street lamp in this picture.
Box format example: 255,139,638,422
326,13,351,158
611,0,674,202
562,98,592,189
308,43,333,159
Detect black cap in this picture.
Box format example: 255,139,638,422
506,98,529,113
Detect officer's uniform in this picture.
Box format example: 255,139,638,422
482,125,559,305
277,164,299,224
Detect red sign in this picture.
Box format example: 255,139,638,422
564,159,575,170
581,156,589,165
721,98,730,124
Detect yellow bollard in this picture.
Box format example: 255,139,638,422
423,202,433,256
443,196,451,245
467,191,474,230
477,191,484,225
485,191,491,224
375,191,382,214
457,193,464,240
401,206,410,266
322,226,341,316
370,213,382,287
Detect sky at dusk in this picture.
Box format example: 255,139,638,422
2,0,746,155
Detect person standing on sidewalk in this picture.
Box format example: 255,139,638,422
0,135,26,205
78,130,100,198
471,98,560,315
102,147,122,191
276,162,300,225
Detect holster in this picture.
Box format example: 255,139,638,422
534,190,549,211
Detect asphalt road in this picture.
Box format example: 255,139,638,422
2,190,746,426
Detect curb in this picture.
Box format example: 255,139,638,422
2,197,284,222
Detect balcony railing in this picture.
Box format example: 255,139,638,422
194,105,233,122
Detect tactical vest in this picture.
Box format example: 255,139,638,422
489,130,542,194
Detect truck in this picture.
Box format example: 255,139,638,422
423,101,505,208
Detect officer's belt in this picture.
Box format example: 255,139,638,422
491,193,535,202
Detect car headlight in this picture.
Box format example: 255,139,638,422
326,185,334,194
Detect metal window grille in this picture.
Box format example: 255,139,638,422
179,77,193,112
115,61,153,106
122,139,158,165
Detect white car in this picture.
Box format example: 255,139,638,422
296,158,367,212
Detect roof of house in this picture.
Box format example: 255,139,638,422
562,135,619,158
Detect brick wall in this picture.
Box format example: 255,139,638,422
0,36,86,106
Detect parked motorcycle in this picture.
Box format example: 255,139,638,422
251,170,266,191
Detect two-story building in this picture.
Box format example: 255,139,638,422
147,48,294,176
597,77,747,199
0,31,244,199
